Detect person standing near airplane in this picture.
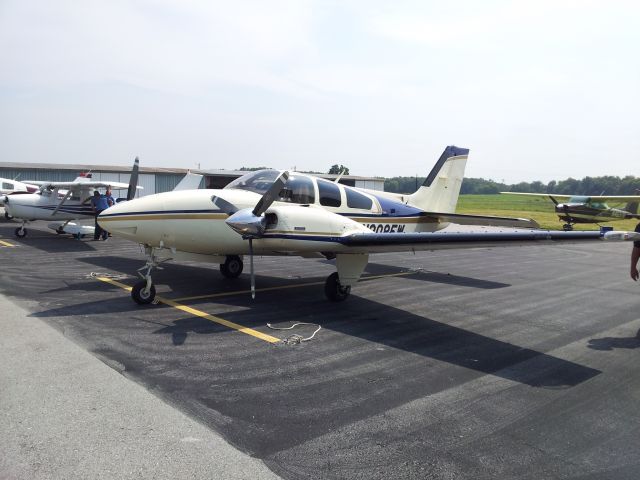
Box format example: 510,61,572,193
91,190,109,240
631,222,640,281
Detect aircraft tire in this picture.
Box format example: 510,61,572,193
220,255,243,278
56,228,65,234
325,272,350,302
4,211,12,220
131,281,156,305
14,227,26,238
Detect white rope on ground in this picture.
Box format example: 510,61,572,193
267,322,321,345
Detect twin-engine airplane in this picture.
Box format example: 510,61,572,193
97,146,635,305
500,192,640,230
1,158,143,238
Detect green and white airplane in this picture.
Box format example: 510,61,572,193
501,192,640,230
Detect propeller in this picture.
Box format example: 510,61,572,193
126,157,140,201
224,171,290,298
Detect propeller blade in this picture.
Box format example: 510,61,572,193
252,171,289,217
211,196,238,215
126,157,140,201
249,238,256,299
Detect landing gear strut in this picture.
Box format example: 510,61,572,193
220,255,243,278
324,272,351,302
131,247,161,305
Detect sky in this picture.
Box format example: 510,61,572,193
0,0,638,183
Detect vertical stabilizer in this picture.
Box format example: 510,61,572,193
406,146,469,213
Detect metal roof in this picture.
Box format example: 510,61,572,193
0,162,384,181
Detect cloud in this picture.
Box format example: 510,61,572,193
0,0,317,96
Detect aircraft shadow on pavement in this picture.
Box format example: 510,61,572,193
0,224,95,252
587,332,640,351
76,256,511,300
28,263,602,457
31,269,600,392
361,262,510,289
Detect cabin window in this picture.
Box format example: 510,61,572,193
2,182,14,190
279,175,315,204
345,187,373,210
317,179,341,207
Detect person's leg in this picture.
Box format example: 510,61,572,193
94,212,103,240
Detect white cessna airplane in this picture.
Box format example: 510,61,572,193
98,146,635,304
0,177,40,219
1,158,142,238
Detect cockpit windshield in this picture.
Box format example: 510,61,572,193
224,169,281,195
223,169,316,204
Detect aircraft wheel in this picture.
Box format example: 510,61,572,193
14,227,26,238
562,224,573,231
220,255,243,278
4,211,12,220
325,272,351,302
56,227,65,234
131,281,156,305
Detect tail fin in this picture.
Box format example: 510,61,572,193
406,146,469,213
625,200,639,214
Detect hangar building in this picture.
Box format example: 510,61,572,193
0,162,385,197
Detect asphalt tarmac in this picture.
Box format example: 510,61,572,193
1,220,640,479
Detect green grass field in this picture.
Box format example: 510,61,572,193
456,194,639,231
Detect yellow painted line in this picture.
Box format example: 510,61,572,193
95,276,279,343
0,240,16,247
171,271,416,302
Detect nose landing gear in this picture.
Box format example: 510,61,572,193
131,247,163,305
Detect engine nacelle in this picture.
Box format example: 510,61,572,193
265,204,369,238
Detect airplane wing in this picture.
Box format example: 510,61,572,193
582,195,640,202
500,192,573,199
501,192,640,202
337,229,605,253
37,180,143,191
424,212,539,228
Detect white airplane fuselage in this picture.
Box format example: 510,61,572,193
99,184,447,257
4,188,94,221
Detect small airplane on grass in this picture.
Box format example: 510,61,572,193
97,146,639,305
500,192,640,230
0,158,143,238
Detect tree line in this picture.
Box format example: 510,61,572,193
385,175,640,195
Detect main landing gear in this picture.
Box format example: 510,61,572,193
562,223,574,231
324,272,351,301
220,255,243,278
14,222,27,238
